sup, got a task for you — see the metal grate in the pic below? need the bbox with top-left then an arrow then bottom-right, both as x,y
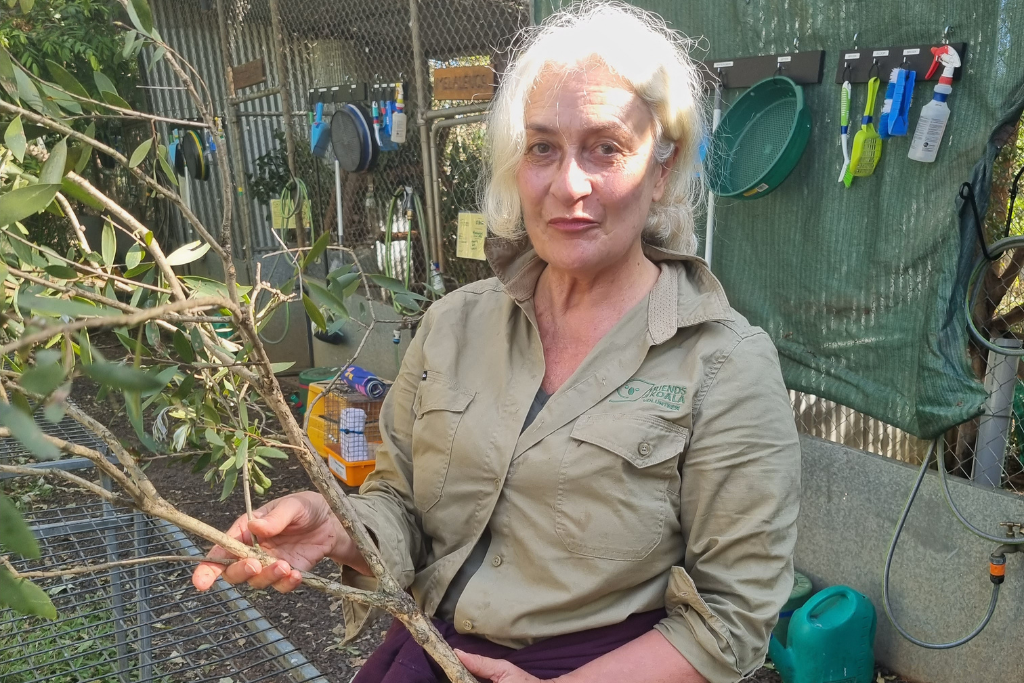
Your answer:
0,403 -> 109,477
0,505 -> 326,683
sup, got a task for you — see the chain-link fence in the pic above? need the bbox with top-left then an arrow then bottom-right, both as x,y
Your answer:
143,0 -> 527,291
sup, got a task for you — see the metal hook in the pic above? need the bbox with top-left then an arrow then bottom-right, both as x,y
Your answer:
793,36 -> 800,51
842,62 -> 852,82
868,59 -> 880,79
943,25 -> 952,44
774,62 -> 785,78
853,32 -> 859,49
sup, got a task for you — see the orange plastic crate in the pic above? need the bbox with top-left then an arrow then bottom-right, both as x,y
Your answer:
325,442 -> 376,487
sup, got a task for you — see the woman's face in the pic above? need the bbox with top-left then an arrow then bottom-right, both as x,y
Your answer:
517,64 -> 674,276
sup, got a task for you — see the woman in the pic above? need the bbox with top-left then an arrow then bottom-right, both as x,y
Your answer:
193,4 -> 800,682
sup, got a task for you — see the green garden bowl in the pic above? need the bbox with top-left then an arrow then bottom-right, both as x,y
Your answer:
706,76 -> 812,200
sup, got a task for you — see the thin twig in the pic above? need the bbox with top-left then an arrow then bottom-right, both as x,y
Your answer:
3,555 -> 231,579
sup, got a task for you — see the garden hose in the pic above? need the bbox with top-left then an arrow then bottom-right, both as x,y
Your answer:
965,234 -> 1024,356
257,177 -> 311,345
381,187 -> 435,313
883,440 -> 1021,649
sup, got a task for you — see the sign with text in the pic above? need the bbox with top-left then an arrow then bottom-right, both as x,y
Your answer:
433,66 -> 495,101
456,212 -> 487,260
232,58 -> 266,91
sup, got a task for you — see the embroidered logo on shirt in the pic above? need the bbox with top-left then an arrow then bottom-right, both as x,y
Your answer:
610,379 -> 687,410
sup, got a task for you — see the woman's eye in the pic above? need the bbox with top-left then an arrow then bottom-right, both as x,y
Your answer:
530,142 -> 552,155
597,143 -> 617,155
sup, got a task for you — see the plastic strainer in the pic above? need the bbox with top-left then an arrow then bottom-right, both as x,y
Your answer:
706,76 -> 812,200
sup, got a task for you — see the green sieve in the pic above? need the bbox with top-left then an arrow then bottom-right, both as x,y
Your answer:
706,76 -> 812,200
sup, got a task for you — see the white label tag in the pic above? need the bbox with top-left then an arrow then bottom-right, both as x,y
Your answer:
712,61 -> 734,68
845,52 -> 861,60
903,48 -> 921,56
329,457 -> 347,481
873,50 -> 890,57
777,56 -> 792,63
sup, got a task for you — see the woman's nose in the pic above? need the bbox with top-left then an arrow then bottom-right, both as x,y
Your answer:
551,155 -> 592,203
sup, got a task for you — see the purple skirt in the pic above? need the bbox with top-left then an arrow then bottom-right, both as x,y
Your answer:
352,609 -> 666,682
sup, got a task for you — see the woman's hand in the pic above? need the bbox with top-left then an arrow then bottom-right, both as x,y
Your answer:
456,650 -> 547,683
191,491 -> 365,593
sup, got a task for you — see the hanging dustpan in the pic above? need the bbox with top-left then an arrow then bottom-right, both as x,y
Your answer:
311,102 -> 331,158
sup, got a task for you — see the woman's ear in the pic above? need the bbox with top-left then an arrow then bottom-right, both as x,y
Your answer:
651,143 -> 679,202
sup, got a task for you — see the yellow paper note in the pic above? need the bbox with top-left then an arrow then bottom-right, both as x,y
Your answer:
270,198 -> 312,231
456,212 -> 487,261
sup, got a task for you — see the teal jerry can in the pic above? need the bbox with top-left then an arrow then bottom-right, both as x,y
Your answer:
768,585 -> 876,683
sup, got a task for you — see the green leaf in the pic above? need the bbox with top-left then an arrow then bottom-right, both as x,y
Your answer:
20,350 -> 64,397
165,240 -> 210,267
100,90 -> 132,110
125,243 -> 144,270
13,66 -> 44,113
219,466 -> 237,501
44,399 -> 66,423
234,434 -> 247,469
172,329 -> 194,363
38,82 -> 82,115
180,276 -> 252,299
82,360 -> 164,392
306,279 -> 349,319
0,404 -> 61,460
40,138 -> 68,185
123,262 -> 154,279
75,123 -> 95,174
205,427 -> 224,448
128,138 -> 152,169
302,294 -> 326,331
269,362 -> 295,373
93,70 -> 118,96
101,221 -> 115,268
368,273 -> 414,294
0,184 -> 60,228
0,493 -> 40,558
18,0 -> 35,13
0,568 -> 57,619
45,60 -> 91,102
125,388 -> 160,453
0,48 -> 16,99
254,446 -> 288,460
43,264 -> 78,280
128,0 -> 154,34
156,145 -> 178,186
4,115 -> 25,163
20,293 -> 112,318
301,232 -> 331,271
123,31 -> 138,59
331,272 -> 360,293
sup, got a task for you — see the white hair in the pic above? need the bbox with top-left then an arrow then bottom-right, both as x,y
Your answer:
484,1 -> 708,253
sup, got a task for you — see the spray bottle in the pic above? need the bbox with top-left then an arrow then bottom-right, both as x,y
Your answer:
391,83 -> 408,144
908,45 -> 961,163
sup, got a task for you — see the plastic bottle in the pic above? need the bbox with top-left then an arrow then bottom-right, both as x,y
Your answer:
391,83 -> 408,144
908,45 -> 961,163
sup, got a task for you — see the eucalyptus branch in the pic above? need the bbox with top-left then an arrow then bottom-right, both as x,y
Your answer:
4,229 -> 171,294
1,296 -> 231,357
53,193 -> 90,252
3,555 -> 231,579
0,98 -> 226,260
0,463 -> 130,504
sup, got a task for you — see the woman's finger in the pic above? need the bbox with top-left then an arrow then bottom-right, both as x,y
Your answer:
455,649 -> 538,683
247,495 -> 310,539
244,559 -> 294,590
270,568 -> 303,594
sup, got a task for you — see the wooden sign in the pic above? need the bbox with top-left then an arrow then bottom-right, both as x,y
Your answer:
232,58 -> 266,91
433,66 -> 495,101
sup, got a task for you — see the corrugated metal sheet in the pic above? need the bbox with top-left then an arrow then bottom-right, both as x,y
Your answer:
141,0 -> 314,256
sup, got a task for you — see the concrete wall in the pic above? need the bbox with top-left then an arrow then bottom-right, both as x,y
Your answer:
796,436 -> 1024,683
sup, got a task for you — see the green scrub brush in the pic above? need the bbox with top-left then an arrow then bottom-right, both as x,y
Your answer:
843,76 -> 882,187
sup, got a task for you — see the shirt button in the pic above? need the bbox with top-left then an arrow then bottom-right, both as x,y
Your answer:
638,441 -> 653,457
491,555 -> 502,567
463,620 -> 473,631
493,478 -> 500,490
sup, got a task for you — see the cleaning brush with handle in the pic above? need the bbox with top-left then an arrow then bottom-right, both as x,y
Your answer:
843,75 -> 883,187
838,80 -> 852,184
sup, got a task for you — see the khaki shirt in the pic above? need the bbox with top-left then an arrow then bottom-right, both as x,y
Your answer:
344,239 -> 800,683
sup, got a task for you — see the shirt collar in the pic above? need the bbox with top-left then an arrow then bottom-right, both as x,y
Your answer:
485,236 -> 735,345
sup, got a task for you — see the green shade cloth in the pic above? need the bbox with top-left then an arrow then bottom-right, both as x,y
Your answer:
537,1 -> 1024,438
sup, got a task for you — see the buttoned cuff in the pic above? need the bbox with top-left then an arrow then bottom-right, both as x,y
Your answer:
654,567 -> 745,683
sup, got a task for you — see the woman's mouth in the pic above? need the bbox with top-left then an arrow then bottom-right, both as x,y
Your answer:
547,217 -> 599,232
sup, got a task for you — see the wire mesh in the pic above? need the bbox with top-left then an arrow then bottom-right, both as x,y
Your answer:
144,0 -> 529,287
0,505 -> 326,683
0,402 -> 108,476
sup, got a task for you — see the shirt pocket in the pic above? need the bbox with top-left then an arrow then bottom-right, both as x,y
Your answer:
555,413 -> 688,561
411,373 -> 474,512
